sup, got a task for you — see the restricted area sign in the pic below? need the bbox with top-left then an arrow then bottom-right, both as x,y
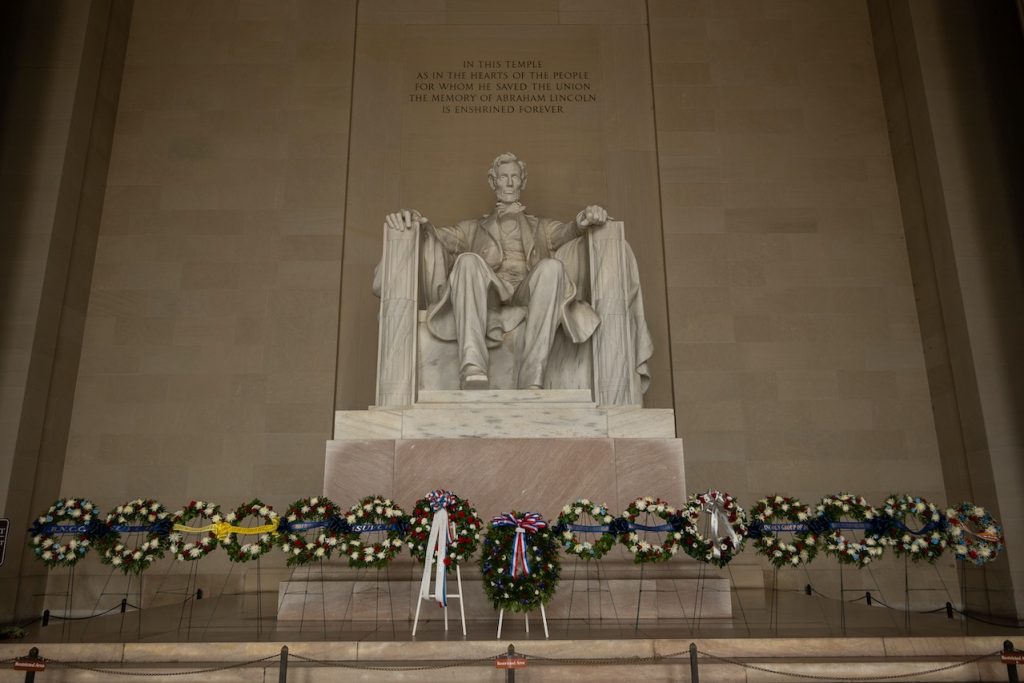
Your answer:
13,659 -> 46,672
0,518 -> 8,567
1002,650 -> 1024,665
496,655 -> 527,669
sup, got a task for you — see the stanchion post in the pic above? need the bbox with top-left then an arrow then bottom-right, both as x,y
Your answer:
1005,640 -> 1019,683
279,645 -> 288,683
946,601 -> 954,619
865,591 -> 872,606
689,642 -> 699,683
24,647 -> 39,683
41,610 -> 49,627
506,644 -> 516,683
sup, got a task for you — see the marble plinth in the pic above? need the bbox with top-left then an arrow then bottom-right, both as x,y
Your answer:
334,394 -> 675,440
324,436 -> 685,521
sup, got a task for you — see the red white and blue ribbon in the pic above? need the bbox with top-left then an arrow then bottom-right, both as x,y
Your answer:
492,512 -> 546,578
418,489 -> 456,607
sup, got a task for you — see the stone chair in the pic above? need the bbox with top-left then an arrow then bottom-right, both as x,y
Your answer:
374,220 -> 646,407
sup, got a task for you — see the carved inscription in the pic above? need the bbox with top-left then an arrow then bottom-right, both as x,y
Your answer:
409,60 -> 597,114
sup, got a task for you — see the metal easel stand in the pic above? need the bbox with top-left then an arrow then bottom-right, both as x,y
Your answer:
412,565 -> 467,637
497,604 -> 549,640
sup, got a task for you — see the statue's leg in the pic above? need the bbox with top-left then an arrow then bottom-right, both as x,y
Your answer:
449,253 -> 492,387
513,258 -> 566,389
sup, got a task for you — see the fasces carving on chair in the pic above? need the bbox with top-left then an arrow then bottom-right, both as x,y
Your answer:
373,153 -> 652,406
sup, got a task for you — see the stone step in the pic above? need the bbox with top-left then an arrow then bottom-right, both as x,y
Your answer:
334,406 -> 676,439
416,388 -> 594,405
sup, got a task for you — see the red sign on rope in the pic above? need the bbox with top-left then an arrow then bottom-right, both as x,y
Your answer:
496,656 -> 527,669
1001,651 -> 1024,665
13,659 -> 46,672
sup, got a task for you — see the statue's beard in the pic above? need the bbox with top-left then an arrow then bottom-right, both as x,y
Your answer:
495,188 -> 520,203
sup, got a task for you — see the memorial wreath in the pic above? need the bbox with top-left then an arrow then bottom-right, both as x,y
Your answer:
169,500 -> 222,562
946,502 -> 1004,565
341,495 -> 407,569
277,496 -> 341,566
881,494 -> 947,563
682,490 -> 748,567
748,495 -> 819,568
28,498 -> 98,569
481,512 -> 560,613
221,498 -> 279,563
621,496 -> 683,563
94,498 -> 171,575
407,490 -> 482,567
555,498 -> 618,560
816,493 -> 889,568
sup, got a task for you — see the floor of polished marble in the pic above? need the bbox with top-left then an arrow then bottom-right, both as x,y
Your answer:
21,585 -> 1015,644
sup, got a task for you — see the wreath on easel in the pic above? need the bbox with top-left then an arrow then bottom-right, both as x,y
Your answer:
277,496 -> 341,566
407,490 -> 482,567
946,502 -> 1004,565
28,498 -> 99,569
881,494 -> 947,563
480,511 -> 560,613
94,498 -> 172,575
221,498 -> 279,563
621,496 -> 683,564
555,498 -> 618,560
341,495 -> 408,569
748,495 -> 819,568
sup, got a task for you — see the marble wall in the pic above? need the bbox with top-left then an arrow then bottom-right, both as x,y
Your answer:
869,0 -> 1024,618
3,0 -> 1022,621
648,0 -> 947,513
0,0 -> 132,619
49,0 -> 359,587
335,0 -> 671,411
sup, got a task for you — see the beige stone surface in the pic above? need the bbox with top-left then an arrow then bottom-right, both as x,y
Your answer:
278,575 -> 731,620
337,10 -> 670,411
57,1 -> 359,528
648,0 -> 950,580
324,437 -> 685,519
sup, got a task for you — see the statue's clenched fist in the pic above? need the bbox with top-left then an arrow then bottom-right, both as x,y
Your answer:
385,209 -> 429,231
576,205 -> 608,228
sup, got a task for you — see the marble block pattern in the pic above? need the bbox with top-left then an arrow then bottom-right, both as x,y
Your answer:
333,395 -> 676,440
324,437 -> 685,520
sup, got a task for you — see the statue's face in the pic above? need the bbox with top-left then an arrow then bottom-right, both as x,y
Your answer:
489,161 -> 524,204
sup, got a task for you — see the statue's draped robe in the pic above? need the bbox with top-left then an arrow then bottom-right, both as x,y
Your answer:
374,208 -> 653,394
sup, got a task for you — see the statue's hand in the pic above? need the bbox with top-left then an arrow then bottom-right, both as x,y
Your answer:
385,209 -> 429,231
576,205 -> 608,228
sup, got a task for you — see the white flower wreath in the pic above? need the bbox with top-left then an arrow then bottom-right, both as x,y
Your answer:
29,498 -> 97,569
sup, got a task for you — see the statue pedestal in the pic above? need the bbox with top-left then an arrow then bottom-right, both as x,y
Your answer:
296,390 -> 725,622
325,390 -> 682,518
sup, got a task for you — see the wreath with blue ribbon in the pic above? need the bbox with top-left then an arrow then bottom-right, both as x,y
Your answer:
816,493 -> 890,568
555,498 -> 618,560
341,495 -> 408,569
748,495 -> 819,568
620,496 -> 684,563
93,498 -> 171,575
29,498 -> 99,569
481,511 -> 560,613
277,496 -> 341,566
881,494 -> 947,563
946,502 -> 1004,565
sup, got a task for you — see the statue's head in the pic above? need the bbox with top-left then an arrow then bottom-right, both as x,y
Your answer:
487,152 -> 527,204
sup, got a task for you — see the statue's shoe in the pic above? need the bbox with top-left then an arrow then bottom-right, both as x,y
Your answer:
460,365 -> 489,390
